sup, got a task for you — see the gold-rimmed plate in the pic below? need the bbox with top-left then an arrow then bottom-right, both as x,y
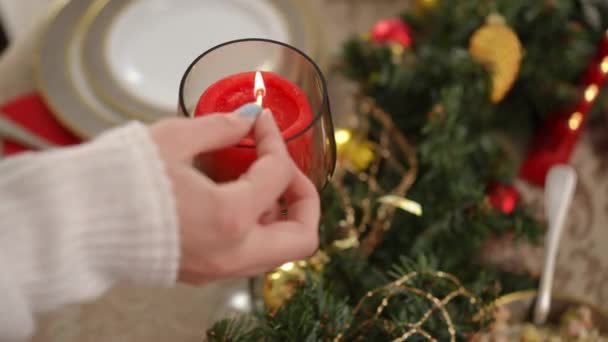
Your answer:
80,0 -> 318,122
37,0 -> 128,139
36,0 -> 320,139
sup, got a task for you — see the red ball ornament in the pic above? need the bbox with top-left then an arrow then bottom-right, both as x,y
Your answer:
487,183 -> 520,214
371,18 -> 413,48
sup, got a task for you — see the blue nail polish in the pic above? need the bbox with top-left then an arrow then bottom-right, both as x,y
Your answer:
235,103 -> 262,118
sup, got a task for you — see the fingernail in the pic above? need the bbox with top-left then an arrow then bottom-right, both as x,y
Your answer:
235,103 -> 262,119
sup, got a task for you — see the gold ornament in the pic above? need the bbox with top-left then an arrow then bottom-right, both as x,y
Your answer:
334,128 -> 352,147
263,261 -> 306,314
262,251 -> 329,313
335,128 -> 376,171
414,0 -> 439,15
469,14 -> 523,103
347,141 -> 375,171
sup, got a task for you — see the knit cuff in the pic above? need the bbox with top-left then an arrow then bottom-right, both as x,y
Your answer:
87,122 -> 180,287
0,121 -> 180,313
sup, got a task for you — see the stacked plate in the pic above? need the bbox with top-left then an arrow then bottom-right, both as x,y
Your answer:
36,0 -> 321,138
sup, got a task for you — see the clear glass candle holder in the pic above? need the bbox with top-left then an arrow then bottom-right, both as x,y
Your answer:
178,38 -> 336,190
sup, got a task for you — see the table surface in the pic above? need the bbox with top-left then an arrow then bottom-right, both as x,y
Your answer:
0,1 -> 607,341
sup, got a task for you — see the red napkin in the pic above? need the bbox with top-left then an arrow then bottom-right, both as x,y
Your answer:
1,93 -> 81,156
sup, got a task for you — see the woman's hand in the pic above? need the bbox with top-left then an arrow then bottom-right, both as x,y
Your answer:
150,106 -> 320,284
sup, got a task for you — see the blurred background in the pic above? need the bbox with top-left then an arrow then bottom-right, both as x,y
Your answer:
0,27 -> 6,53
0,0 -> 607,341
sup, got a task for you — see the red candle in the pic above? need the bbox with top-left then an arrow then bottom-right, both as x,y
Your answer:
195,71 -> 314,182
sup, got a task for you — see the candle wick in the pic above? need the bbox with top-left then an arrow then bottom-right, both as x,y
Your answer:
256,89 -> 265,107
254,71 -> 266,107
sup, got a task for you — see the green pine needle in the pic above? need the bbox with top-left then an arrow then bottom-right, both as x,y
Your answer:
207,1 -> 607,339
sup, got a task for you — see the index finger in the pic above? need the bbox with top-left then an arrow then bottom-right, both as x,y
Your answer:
253,109 -> 289,159
225,109 -> 295,216
150,103 -> 261,161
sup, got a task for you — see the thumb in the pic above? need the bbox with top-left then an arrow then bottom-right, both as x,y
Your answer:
151,103 -> 262,161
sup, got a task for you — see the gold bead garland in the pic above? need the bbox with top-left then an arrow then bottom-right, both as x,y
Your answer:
333,271 -> 479,341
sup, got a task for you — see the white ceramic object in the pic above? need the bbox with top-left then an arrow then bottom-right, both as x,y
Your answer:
534,165 -> 578,325
37,0 -> 126,138
37,0 -> 315,138
105,0 -> 290,112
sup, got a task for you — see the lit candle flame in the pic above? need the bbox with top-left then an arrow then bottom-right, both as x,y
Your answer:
254,71 -> 266,106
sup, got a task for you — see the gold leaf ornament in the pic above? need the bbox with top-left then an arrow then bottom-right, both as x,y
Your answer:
413,0 -> 440,16
469,14 -> 523,103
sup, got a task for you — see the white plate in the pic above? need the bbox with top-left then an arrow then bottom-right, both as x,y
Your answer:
107,0 -> 290,112
80,0 -> 313,121
37,0 -> 126,139
36,0 -> 318,138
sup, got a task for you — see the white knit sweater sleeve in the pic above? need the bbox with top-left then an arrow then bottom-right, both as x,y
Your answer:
0,122 -> 180,341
